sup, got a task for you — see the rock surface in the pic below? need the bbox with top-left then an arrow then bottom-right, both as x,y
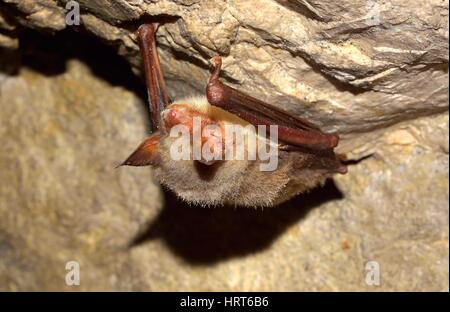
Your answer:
0,0 -> 448,291
1,0 -> 448,135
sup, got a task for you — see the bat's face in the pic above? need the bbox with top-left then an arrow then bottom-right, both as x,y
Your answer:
143,96 -> 344,207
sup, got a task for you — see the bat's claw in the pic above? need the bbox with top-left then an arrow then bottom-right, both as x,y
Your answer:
328,134 -> 339,148
337,164 -> 348,174
137,23 -> 157,38
208,56 -> 224,85
210,56 -> 222,69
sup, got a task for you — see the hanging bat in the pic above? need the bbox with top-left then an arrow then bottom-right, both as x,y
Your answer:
120,23 -> 347,207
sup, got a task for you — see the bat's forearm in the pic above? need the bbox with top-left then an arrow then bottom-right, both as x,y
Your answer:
206,56 -> 338,150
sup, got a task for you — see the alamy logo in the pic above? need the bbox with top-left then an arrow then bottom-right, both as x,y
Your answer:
365,260 -> 381,286
365,0 -> 381,26
65,261 -> 80,286
65,1 -> 80,26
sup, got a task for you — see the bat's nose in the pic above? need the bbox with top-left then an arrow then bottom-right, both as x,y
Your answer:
161,103 -> 207,131
161,105 -> 187,130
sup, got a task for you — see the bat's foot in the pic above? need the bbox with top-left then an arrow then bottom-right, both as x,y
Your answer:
210,56 -> 222,69
337,164 -> 348,174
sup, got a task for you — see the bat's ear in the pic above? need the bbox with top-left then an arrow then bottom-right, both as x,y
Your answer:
118,134 -> 160,167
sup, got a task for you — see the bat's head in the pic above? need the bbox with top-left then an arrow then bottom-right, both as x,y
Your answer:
155,96 -> 282,206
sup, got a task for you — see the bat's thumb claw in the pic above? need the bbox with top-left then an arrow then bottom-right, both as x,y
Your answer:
210,56 -> 222,68
209,56 -> 223,81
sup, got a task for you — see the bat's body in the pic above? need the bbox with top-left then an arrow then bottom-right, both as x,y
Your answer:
121,24 -> 346,207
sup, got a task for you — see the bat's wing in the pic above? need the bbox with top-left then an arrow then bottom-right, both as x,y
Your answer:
137,24 -> 171,132
120,24 -> 168,168
206,57 -> 339,150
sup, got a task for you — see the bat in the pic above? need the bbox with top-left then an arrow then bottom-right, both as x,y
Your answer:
120,23 -> 347,207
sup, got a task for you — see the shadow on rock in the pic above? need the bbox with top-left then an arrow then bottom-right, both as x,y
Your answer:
130,179 -> 344,265
1,27 -> 148,107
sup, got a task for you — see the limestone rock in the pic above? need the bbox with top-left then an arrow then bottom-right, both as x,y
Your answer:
0,0 -> 448,291
1,0 -> 448,134
0,57 -> 162,290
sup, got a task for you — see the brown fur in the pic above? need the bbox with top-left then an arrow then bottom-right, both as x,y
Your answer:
139,96 -> 343,207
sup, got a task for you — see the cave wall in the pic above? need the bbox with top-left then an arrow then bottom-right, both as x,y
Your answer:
0,0 -> 448,291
